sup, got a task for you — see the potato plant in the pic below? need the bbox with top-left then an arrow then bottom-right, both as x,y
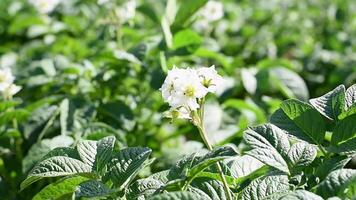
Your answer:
19,84 -> 356,199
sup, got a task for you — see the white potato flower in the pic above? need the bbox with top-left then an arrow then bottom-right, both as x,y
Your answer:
160,67 -> 186,107
29,0 -> 60,14
173,69 -> 208,110
0,68 -> 15,92
3,84 -> 22,97
197,65 -> 223,93
160,67 -> 209,111
200,1 -> 224,22
114,0 -> 136,24
161,66 -> 224,112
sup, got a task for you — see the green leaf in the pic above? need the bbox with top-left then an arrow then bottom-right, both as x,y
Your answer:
240,173 -> 290,200
0,109 -> 29,125
59,98 -> 69,136
345,84 -> 356,110
331,114 -> 356,146
243,124 -> 290,174
22,137 -> 75,173
21,156 -> 92,190
338,104 -> 356,120
33,176 -> 89,200
265,190 -> 323,200
269,67 -> 309,101
172,29 -> 202,50
167,146 -> 238,181
328,137 -> 356,156
315,156 -> 351,180
287,142 -> 317,168
187,146 -> 238,179
127,178 -> 164,199
280,99 -> 326,145
190,177 -> 233,200
241,68 -> 257,95
23,104 -> 58,139
226,155 -> 264,179
8,14 -> 44,34
75,180 -> 113,198
171,0 -> 208,30
316,169 -> 356,198
77,136 -> 116,171
0,100 -> 21,112
148,191 -> 206,200
270,108 -> 303,141
105,147 -> 152,189
309,85 -> 345,120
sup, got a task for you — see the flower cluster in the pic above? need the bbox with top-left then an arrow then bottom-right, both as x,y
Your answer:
0,68 -> 21,99
99,0 -> 136,24
160,66 -> 223,119
28,0 -> 60,14
193,1 -> 224,32
114,0 -> 136,23
200,1 -> 224,22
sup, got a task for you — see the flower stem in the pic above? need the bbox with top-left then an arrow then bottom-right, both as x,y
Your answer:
197,125 -> 233,200
196,99 -> 233,200
7,95 -> 18,130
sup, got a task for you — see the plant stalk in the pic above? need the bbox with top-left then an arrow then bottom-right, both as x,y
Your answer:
196,99 -> 233,200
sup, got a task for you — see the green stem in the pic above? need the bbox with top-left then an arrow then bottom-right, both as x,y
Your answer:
196,99 -> 233,200
7,95 -> 18,130
197,125 -> 233,200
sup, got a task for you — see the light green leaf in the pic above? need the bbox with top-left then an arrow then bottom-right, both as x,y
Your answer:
240,173 -> 290,200
148,191 -> 206,200
0,109 -> 29,126
75,180 -> 113,198
338,104 -> 356,120
243,124 -> 290,174
309,85 -> 345,120
21,156 -> 92,190
316,169 -> 356,198
172,29 -> 202,50
280,99 -> 326,145
106,147 -> 152,189
0,100 -> 21,112
287,142 -> 317,168
331,114 -> 356,146
33,176 -> 89,200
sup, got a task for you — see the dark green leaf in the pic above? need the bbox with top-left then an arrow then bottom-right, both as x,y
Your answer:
105,147 -> 152,189
280,99 -> 326,144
